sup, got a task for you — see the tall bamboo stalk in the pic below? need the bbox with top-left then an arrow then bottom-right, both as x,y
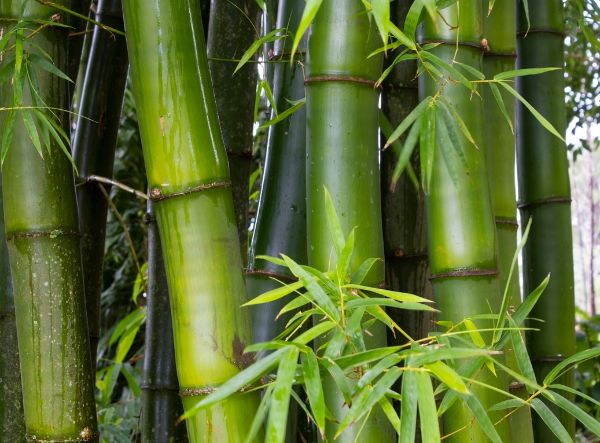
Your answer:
306,1 -> 393,440
420,3 -> 509,440
0,180 -> 25,442
483,2 -> 534,441
382,0 -> 432,342
122,0 -> 261,440
0,1 -> 98,440
67,0 -> 92,87
516,0 -> 576,439
141,201 -> 187,443
247,0 -> 307,344
72,0 -> 128,364
207,0 -> 260,260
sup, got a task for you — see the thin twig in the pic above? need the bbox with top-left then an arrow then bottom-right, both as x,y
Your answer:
80,174 -> 149,200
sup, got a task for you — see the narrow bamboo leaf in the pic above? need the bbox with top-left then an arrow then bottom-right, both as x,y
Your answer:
335,347 -> 400,371
346,298 -> 436,312
323,188 -> 346,256
235,28 -> 285,74
425,361 -> 469,395
411,348 -> 493,367
121,363 -> 141,397
337,228 -> 355,280
377,53 -> 418,85
385,97 -> 430,148
488,83 -> 514,134
1,110 -> 16,165
421,0 -> 437,20
323,328 -> 346,358
493,67 -> 560,81
321,357 -> 353,405
255,254 -> 287,267
266,347 -> 299,443
115,312 -> 144,363
520,0 -> 530,29
499,81 -> 564,141
415,372 -> 440,443
530,398 -> 572,443
391,115 -> 421,187
180,347 -> 287,420
291,0 -> 324,59
243,281 -> 304,306
512,273 -> 550,326
549,384 -> 600,410
261,80 -> 277,115
344,284 -> 431,304
370,0 -> 390,44
489,398 -> 528,411
293,321 -> 337,345
404,0 -> 424,40
400,370 -> 418,443
463,319 -> 486,348
0,54 -> 15,85
278,294 -> 311,316
21,110 -> 43,158
425,106 -> 435,191
259,97 -> 305,129
510,327 -> 537,384
438,97 -> 478,147
388,21 -> 416,50
453,60 -> 485,80
379,397 -> 401,435
15,28 -> 23,73
357,354 -> 403,388
302,351 -> 326,435
245,385 -> 273,443
336,367 -> 402,437
464,394 -> 503,443
488,0 -> 496,15
544,347 -> 600,386
422,51 -> 475,91
351,258 -> 382,284
244,341 -> 289,353
28,53 -> 72,82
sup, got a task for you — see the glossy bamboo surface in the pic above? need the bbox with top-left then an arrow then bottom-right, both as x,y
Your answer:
0,1 -> 98,440
516,1 -> 575,439
247,0 -> 307,344
122,0 -> 261,440
141,201 -> 186,443
72,0 -> 128,364
483,2 -> 533,441
306,1 -> 393,441
421,3 -> 509,441
382,0 -> 432,342
207,0 -> 260,260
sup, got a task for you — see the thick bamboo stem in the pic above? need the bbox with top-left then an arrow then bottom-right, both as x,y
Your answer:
0,2 -> 98,440
516,0 -> 576,439
72,0 -> 128,365
382,0 -> 432,342
122,1 -> 261,440
141,201 -> 187,443
306,1 -> 393,441
207,0 -> 260,261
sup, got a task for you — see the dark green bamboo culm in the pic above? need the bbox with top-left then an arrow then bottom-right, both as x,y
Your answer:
122,0 -> 261,440
382,0 -> 432,342
247,0 -> 307,344
141,201 -> 187,443
483,2 -> 534,441
0,181 -> 25,442
306,1 -> 393,440
420,2 -> 509,441
516,0 -> 576,439
72,0 -> 129,364
207,0 -> 260,259
0,1 -> 98,440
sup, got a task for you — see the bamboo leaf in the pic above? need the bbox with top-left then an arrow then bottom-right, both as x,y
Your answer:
453,60 -> 485,80
388,21 -> 416,50
235,28 -> 285,74
464,394 -> 503,443
302,351 -> 326,436
385,96 -> 430,148
1,110 -> 16,165
259,97 -> 305,129
336,228 -> 355,280
391,115 -> 421,188
21,109 -> 42,158
488,83 -> 514,134
243,281 -> 303,306
489,398 -> 528,411
512,273 -> 550,326
292,320 -> 337,345
291,0 -> 324,59
415,372 -> 440,443
266,347 -> 299,443
344,284 -> 431,304
323,187 -> 346,256
404,0 -> 424,40
336,347 -> 400,372
180,347 -> 287,421
357,353 -> 403,388
499,81 -> 564,141
421,51 -> 475,91
438,97 -> 478,147
369,0 -> 390,44
346,298 -> 436,312
400,370 -> 418,443
463,319 -> 486,348
351,258 -> 382,284
28,53 -> 72,82
542,390 -> 600,437
544,347 -> 600,386
321,357 -> 353,405
493,67 -> 560,81
530,398 -> 572,443
509,323 -> 536,384
379,397 -> 401,435
244,385 -> 273,443
425,361 -> 469,395
549,384 -> 600,410
0,54 -> 15,85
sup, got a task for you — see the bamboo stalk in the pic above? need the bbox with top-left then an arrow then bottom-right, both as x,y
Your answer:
72,0 -> 129,365
382,0 -> 432,342
420,3 -> 510,441
305,1 -> 393,440
122,0 -> 262,440
0,180 -> 25,442
141,201 -> 187,443
246,0 -> 307,345
0,1 -> 98,440
516,0 -> 576,439
207,0 -> 260,261
483,2 -> 534,441
67,0 -> 92,86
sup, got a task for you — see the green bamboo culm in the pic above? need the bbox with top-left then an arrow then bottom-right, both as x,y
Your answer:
420,3 -> 510,441
67,0 -> 92,86
247,0 -> 307,344
305,1 -> 393,441
122,1 -> 262,441
382,0 -> 432,342
72,0 -> 129,364
0,1 -> 98,441
141,201 -> 187,443
0,180 -> 26,442
516,1 -> 576,439
207,0 -> 260,261
483,2 -> 533,441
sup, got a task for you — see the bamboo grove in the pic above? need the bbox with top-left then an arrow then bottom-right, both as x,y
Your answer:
0,0 -> 598,442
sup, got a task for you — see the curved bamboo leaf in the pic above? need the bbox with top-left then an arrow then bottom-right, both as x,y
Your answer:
291,0 -> 324,59
266,347 -> 299,443
302,351 -> 326,436
530,398 -> 572,443
416,372 -> 440,443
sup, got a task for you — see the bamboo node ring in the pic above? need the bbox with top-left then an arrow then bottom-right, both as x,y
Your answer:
304,75 -> 378,88
430,268 -> 498,280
